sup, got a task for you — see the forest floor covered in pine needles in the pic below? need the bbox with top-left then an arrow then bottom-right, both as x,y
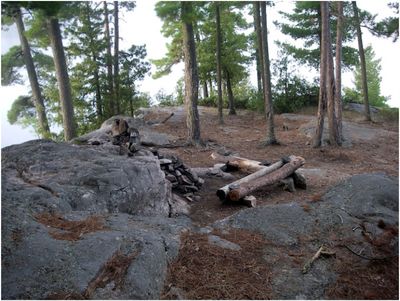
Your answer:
150,106 -> 399,299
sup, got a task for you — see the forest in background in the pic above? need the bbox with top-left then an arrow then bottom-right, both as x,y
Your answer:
1,1 -> 398,144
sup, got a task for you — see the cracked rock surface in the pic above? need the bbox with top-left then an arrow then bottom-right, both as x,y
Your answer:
1,139 -> 190,299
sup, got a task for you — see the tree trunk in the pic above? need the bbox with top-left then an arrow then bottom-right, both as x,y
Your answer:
113,1 -> 120,114
202,81 -> 209,99
208,78 -> 213,96
217,159 -> 285,201
14,8 -> 51,138
104,1 -> 115,117
181,1 -> 201,145
226,70 -> 236,115
47,17 -> 76,141
260,2 -> 277,145
254,2 -> 264,97
335,2 -> 344,144
227,156 -> 305,201
352,1 -> 371,121
211,152 -> 268,173
313,2 -> 328,148
215,2 -> 224,125
85,3 -> 103,121
253,4 -> 262,95
325,3 -> 339,146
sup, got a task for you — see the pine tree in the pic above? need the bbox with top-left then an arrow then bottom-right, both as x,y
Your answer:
276,1 -> 358,69
344,45 -> 389,108
181,1 -> 201,145
2,4 -> 51,138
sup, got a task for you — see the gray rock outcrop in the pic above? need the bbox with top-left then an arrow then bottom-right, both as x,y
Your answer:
1,139 -> 190,299
213,173 -> 398,299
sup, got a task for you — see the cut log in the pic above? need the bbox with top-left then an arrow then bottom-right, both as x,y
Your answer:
293,171 -> 307,189
211,152 -> 266,173
216,159 -> 284,201
227,156 -> 305,201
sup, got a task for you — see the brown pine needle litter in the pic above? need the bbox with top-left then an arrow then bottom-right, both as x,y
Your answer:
161,228 -> 272,300
35,212 -> 107,241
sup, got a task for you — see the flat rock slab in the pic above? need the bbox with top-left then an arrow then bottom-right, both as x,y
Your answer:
213,173 -> 398,299
1,139 -> 190,299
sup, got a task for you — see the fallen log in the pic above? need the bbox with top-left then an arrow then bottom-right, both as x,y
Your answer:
227,156 -> 305,201
216,159 -> 284,201
211,152 -> 266,173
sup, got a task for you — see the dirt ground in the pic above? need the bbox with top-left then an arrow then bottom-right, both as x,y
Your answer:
153,107 -> 398,226
149,106 -> 399,299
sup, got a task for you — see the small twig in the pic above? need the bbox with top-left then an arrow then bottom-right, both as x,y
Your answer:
336,214 -> 343,224
344,245 -> 394,261
352,225 -> 362,231
302,245 -> 336,274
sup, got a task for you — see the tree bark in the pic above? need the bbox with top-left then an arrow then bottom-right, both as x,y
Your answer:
254,2 -> 264,97
14,8 -> 51,138
47,17 -> 76,141
352,1 -> 371,121
227,156 -> 305,201
85,2 -> 103,120
182,1 -> 201,144
113,1 -> 120,114
335,2 -> 344,144
226,70 -> 236,115
202,81 -> 209,99
260,2 -> 277,145
325,3 -> 339,146
313,2 -> 328,148
215,2 -> 224,124
253,3 -> 263,95
217,159 -> 284,201
104,1 -> 115,117
211,152 -> 267,173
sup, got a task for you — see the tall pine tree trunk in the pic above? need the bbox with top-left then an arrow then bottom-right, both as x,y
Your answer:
226,70 -> 236,115
313,2 -> 328,148
47,17 -> 76,141
182,1 -> 201,145
85,3 -> 103,121
325,4 -> 339,146
254,2 -> 264,97
335,2 -> 344,144
104,1 -> 115,117
260,2 -> 277,145
253,4 -> 262,95
208,78 -> 213,96
113,1 -> 120,114
215,2 -> 224,125
15,8 -> 51,138
352,1 -> 371,121
202,81 -> 209,98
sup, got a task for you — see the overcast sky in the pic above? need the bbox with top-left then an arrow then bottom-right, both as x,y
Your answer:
1,0 -> 399,147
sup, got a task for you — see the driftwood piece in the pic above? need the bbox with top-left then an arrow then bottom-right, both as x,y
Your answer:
216,159 -> 285,201
302,245 -> 336,274
227,156 -> 305,201
211,152 -> 266,173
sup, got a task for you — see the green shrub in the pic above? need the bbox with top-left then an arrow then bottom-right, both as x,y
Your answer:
377,107 -> 399,123
199,95 -> 217,107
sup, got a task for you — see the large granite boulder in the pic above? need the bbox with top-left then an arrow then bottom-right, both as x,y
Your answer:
1,139 -> 190,299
